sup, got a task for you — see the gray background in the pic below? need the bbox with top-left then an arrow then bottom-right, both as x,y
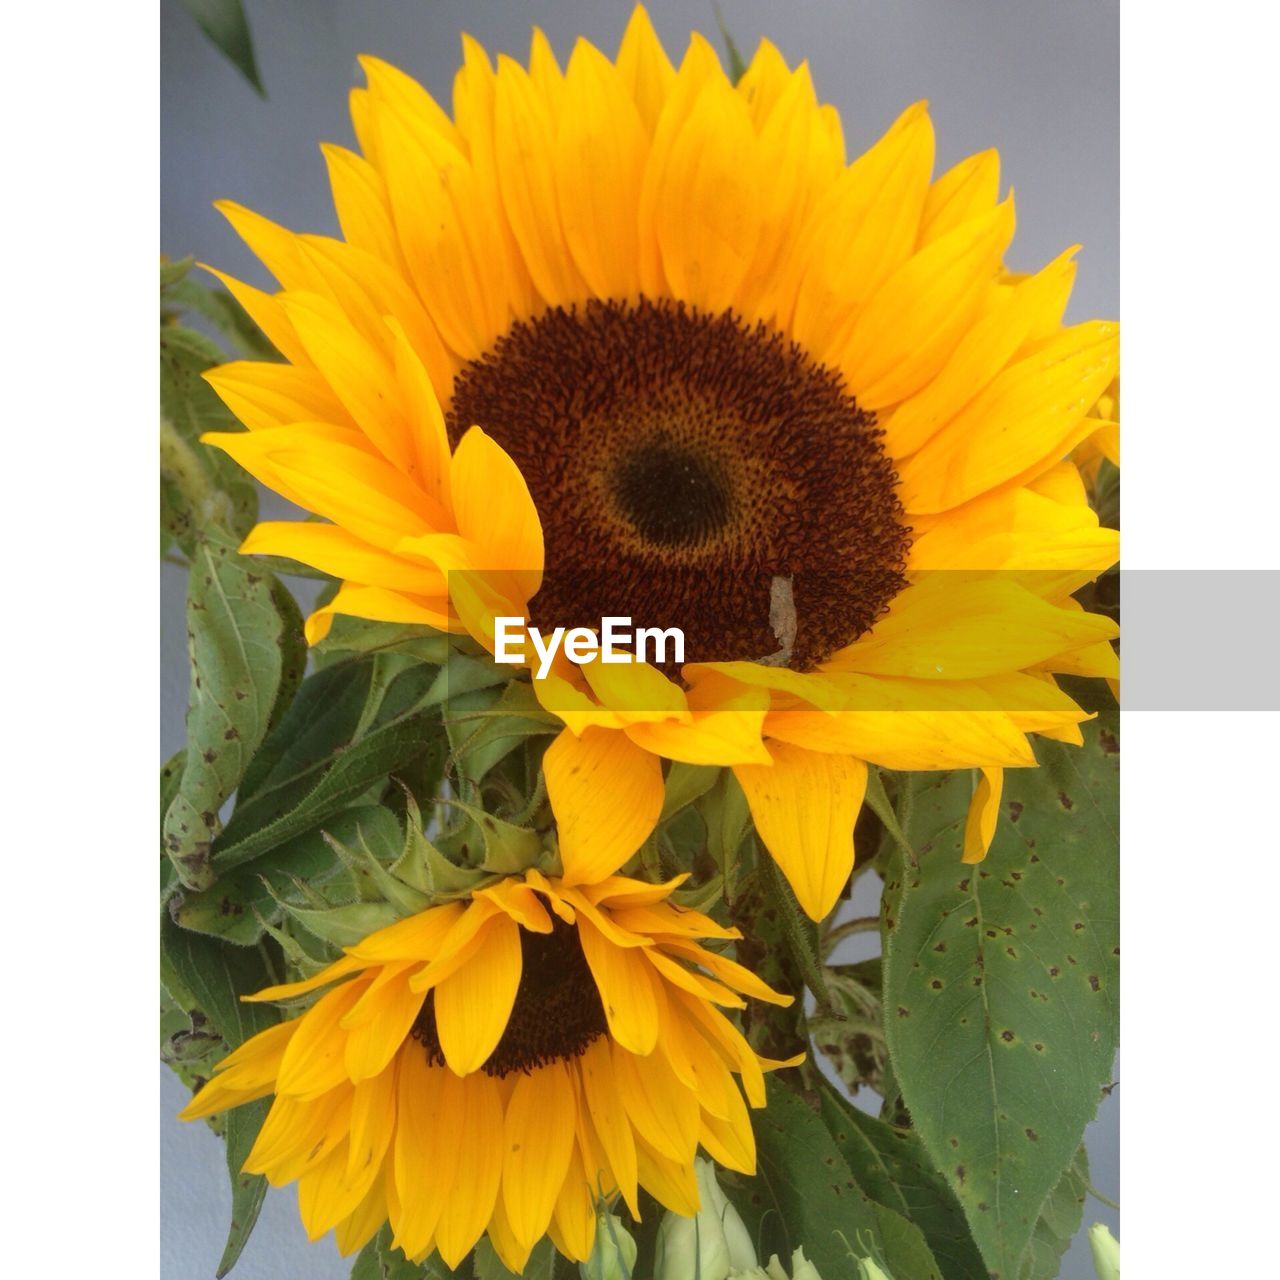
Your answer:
160,2 -> 1118,1276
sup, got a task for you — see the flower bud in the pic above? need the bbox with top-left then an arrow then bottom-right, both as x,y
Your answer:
656,1158 -> 757,1280
1088,1223 -> 1119,1280
729,1248 -> 826,1280
580,1212 -> 638,1280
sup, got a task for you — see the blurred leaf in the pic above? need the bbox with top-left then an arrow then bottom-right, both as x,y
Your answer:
218,1101 -> 270,1277
162,526 -> 300,889
713,2 -> 748,83
810,962 -> 888,1099
160,915 -> 279,1272
160,323 -> 257,554
1020,1147 -> 1089,1280
818,1081 -> 987,1280
351,1223 -> 468,1277
166,274 -> 277,359
474,1237 -> 556,1278
728,1077 -> 942,1279
179,0 -> 265,95
881,716 -> 1119,1279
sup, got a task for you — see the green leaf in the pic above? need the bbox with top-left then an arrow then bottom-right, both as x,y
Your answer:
213,652 -> 452,870
218,1100 -> 270,1277
273,896 -> 401,949
713,2 -> 748,84
179,0 -> 265,94
160,322 -> 258,554
162,527 -> 299,889
818,1081 -> 987,1280
660,762 -> 720,820
160,916 -> 279,1272
1020,1147 -> 1089,1280
728,1077 -> 941,1279
446,680 -> 559,791
213,708 -> 441,869
881,716 -> 1119,1279
315,615 -> 452,666
172,804 -> 402,943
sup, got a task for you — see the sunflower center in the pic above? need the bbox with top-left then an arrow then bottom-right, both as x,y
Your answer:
447,298 -> 910,672
411,916 -> 607,1077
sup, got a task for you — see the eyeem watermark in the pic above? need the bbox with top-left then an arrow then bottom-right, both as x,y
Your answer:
495,616 -> 685,679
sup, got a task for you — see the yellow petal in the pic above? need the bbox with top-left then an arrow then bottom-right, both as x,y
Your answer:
575,1039 -> 640,1216
880,247 -> 1078,459
919,148 -> 1000,245
898,321 -> 1120,513
615,3 -> 675,134
550,1140 -> 597,1262
651,75 -> 763,312
276,979 -> 368,1099
634,1133 -> 700,1216
841,195 -> 1016,408
390,1051 -> 454,1257
241,522 -> 445,596
434,912 -> 522,1075
435,1071 -> 505,1267
502,1060 -> 578,1248
963,767 -> 1004,863
342,967 -> 425,1083
556,40 -> 648,299
493,54 -> 588,307
577,917 -> 662,1055
784,101 -> 935,354
204,361 -> 348,432
544,726 -> 664,885
303,583 -> 455,648
829,573 -> 1118,680
611,1041 -> 699,1163
734,743 -> 868,920
321,142 -> 405,271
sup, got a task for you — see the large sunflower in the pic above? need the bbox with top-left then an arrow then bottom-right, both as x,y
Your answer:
180,869 -> 796,1270
202,5 -> 1119,920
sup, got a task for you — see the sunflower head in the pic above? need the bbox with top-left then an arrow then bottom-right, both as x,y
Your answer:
199,2 -> 1118,922
180,866 -> 799,1272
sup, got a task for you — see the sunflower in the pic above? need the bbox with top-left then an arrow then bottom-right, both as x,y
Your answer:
202,5 -> 1120,920
180,869 -> 797,1270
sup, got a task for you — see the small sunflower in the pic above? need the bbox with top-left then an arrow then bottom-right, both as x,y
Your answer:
180,869 -> 797,1271
202,5 -> 1119,920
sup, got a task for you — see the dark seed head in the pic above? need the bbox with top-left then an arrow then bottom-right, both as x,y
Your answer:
447,297 -> 910,673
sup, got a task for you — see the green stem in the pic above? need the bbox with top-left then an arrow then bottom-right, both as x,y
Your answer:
821,914 -> 880,959
864,767 -> 917,868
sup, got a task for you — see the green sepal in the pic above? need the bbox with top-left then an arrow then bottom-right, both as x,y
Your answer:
443,798 -> 544,874
266,888 -> 400,949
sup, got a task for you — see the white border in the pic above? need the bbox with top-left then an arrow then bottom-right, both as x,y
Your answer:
1122,1 -> 1280,1272
3,0 -> 158,1272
